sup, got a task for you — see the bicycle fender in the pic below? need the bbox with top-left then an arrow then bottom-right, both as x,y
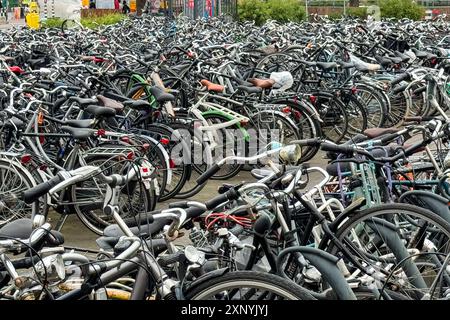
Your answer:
276,246 -> 357,300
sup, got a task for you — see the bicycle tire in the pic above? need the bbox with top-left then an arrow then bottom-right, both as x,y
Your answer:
184,271 -> 316,300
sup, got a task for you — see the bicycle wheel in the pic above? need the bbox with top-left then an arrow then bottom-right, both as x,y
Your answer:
324,203 -> 450,299
202,113 -> 245,180
184,271 -> 316,300
0,159 -> 38,226
354,84 -> 388,128
142,124 -> 190,201
275,100 -> 322,163
313,92 -> 348,143
71,156 -> 154,235
384,90 -> 410,128
342,94 -> 368,138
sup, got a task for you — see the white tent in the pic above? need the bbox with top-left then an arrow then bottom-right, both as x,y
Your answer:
36,0 -> 82,20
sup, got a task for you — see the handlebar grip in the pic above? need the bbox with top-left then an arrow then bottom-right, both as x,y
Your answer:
196,164 -> 221,185
413,86 -> 426,95
390,73 -> 410,86
320,143 -> 355,154
403,116 -> 436,122
23,174 -> 65,204
168,201 -> 189,209
404,116 -> 422,122
204,189 -> 239,210
185,207 -> 206,219
392,83 -> 408,95
380,132 -> 400,144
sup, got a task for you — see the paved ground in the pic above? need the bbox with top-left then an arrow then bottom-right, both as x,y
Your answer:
0,19 -> 25,29
50,152 -> 329,250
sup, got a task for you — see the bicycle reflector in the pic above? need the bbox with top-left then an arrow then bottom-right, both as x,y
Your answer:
127,152 -> 134,160
20,154 -> 32,164
121,136 -> 130,143
309,95 -> 317,104
97,129 -> 106,136
351,87 -> 358,94
240,119 -> 248,126
9,66 -> 24,74
160,137 -> 170,145
282,106 -> 291,114
169,158 -> 176,169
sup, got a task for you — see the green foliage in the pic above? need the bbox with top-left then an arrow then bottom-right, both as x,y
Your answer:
379,0 -> 425,20
41,17 -> 64,29
327,12 -> 344,20
238,0 -> 306,25
41,14 -> 125,30
266,0 -> 306,22
238,0 -> 269,25
307,0 -> 345,6
81,13 -> 126,29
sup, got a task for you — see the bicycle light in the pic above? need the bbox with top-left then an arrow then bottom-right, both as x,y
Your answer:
20,154 -> 32,164
279,144 -> 302,165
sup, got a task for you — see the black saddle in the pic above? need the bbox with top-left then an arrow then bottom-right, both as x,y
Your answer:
150,86 -> 175,103
63,119 -> 95,129
237,85 -> 262,94
85,105 -> 117,119
61,126 -> 97,140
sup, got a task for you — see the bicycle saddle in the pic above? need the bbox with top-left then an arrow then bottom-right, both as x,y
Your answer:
237,85 -> 262,94
4,117 -> 25,130
103,218 -> 172,238
149,86 -> 176,102
375,55 -> 395,67
97,95 -> 124,112
353,61 -> 381,72
0,55 -> 15,62
63,119 -> 95,129
85,105 -> 117,119
337,61 -> 355,69
200,79 -> 225,93
233,77 -> 254,87
388,56 -> 403,64
60,126 -> 97,140
247,78 -> 275,89
316,61 -> 338,71
70,96 -> 98,107
394,51 -> 411,63
411,48 -> 429,59
0,219 -> 64,247
363,127 -> 400,139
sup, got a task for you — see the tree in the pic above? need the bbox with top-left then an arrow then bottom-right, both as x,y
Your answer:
379,0 -> 425,20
